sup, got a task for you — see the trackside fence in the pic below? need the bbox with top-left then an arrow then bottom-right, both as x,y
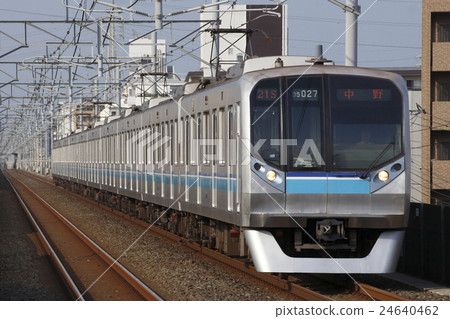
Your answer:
398,203 -> 450,285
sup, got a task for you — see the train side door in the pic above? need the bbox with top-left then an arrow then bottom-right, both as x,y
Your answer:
201,111 -> 212,207
187,114 -> 200,204
154,123 -> 162,198
227,105 -> 236,212
216,108 -> 227,211
183,117 -> 190,203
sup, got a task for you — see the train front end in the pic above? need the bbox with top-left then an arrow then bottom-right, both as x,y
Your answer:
242,65 -> 409,273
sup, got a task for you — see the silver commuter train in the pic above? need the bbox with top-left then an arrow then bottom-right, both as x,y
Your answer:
52,56 -> 410,273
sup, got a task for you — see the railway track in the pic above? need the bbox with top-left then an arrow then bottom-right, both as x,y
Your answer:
5,171 -> 162,301
13,170 -> 408,301
4,173 -> 84,301
14,170 -> 331,301
356,282 -> 408,301
287,274 -> 409,301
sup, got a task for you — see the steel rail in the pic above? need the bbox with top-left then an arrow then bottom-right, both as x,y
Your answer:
6,172 -> 163,301
356,282 -> 409,301
18,171 -> 332,301
4,173 -> 85,301
311,273 -> 409,301
16,171 -> 413,301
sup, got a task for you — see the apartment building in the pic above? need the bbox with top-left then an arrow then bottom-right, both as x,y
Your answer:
422,0 -> 450,204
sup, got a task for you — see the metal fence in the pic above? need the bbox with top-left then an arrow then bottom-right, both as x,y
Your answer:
398,203 -> 450,285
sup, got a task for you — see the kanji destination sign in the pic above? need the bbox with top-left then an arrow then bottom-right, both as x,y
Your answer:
336,88 -> 392,101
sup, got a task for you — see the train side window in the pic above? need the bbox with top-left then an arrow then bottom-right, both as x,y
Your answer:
111,136 -> 113,164
125,131 -> 133,164
168,121 -> 173,165
134,130 -> 138,165
186,117 -> 190,165
123,132 -> 126,164
155,124 -> 160,165
132,130 -> 136,165
105,136 -> 108,164
148,126 -> 152,165
212,110 -> 217,165
203,111 -> 210,165
167,121 -> 171,165
137,129 -> 142,164
120,133 -> 124,164
113,135 -> 117,164
110,136 -> 112,164
99,138 -> 103,164
138,129 -> 143,164
125,132 -> 128,186
180,118 -> 184,165
173,120 -> 178,165
192,115 -> 200,166
118,134 -> 122,164
228,106 -> 234,165
141,129 -> 144,165
161,122 -> 167,165
228,107 -> 234,140
143,128 -> 147,165
171,121 -> 175,165
111,136 -> 114,164
135,129 -> 138,165
103,137 -> 106,164
127,131 -> 130,165
219,108 -> 225,166
119,133 -> 122,164
121,133 -> 123,164
198,114 -> 202,165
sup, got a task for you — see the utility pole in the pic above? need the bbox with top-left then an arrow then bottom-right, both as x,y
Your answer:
97,21 -> 103,108
150,0 -> 163,97
345,0 -> 359,66
328,0 -> 361,66
211,0 -> 220,79
68,66 -> 73,134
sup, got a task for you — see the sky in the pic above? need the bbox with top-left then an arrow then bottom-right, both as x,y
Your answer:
0,0 -> 422,76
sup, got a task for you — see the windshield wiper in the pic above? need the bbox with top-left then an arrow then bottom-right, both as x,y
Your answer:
359,141 -> 394,179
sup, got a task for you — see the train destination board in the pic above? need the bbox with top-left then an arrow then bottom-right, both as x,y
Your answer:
336,88 -> 392,101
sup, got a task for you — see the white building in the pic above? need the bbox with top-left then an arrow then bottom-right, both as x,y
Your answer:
122,38 -> 183,108
200,4 -> 288,78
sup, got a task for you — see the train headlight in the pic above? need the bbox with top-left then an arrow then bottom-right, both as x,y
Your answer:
378,170 -> 389,182
266,170 -> 277,182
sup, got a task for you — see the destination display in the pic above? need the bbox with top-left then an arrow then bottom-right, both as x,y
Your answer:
336,88 -> 392,101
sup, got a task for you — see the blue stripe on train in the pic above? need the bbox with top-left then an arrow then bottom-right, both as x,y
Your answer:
55,166 -> 233,192
328,179 -> 370,194
286,179 -> 327,194
286,178 -> 370,194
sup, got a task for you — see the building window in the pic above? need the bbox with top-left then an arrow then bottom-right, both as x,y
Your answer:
437,81 -> 450,101
437,141 -> 450,160
438,24 -> 450,42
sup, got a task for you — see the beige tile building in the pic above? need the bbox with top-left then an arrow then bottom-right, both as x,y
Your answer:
422,0 -> 450,204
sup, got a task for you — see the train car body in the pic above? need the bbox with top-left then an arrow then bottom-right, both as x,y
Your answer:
52,56 -> 410,273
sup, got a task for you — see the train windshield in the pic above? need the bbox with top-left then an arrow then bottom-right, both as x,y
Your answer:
286,76 -> 324,170
330,75 -> 403,170
250,74 -> 403,171
250,78 -> 282,167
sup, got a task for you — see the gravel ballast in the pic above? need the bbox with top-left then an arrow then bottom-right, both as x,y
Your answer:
10,171 -> 290,301
10,170 -> 450,301
0,171 -> 69,300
